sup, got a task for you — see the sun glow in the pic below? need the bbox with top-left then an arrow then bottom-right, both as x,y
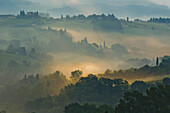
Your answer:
49,62 -> 102,77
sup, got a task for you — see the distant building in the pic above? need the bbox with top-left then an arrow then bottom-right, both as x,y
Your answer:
81,37 -> 88,44
20,10 -> 25,16
18,10 -> 40,19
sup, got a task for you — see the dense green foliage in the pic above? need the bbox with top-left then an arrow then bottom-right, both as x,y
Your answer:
0,69 -> 169,113
70,70 -> 83,83
64,103 -> 114,113
131,81 -> 148,93
115,85 -> 170,113
25,75 -> 129,113
163,77 -> 170,85
60,82 -> 170,113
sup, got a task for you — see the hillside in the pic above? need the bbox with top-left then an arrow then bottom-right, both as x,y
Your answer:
0,52 -> 50,85
0,15 -> 170,83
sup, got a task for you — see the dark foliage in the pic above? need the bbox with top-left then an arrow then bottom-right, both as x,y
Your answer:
25,75 -> 129,113
163,77 -> 170,85
115,85 -> 170,113
148,17 -> 170,23
64,103 -> 114,113
131,81 -> 148,93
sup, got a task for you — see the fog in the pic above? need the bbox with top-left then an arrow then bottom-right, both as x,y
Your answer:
67,28 -> 170,58
35,31 -> 170,78
38,26 -> 170,77
0,16 -> 170,84
1,2 -> 170,113
44,53 -> 124,77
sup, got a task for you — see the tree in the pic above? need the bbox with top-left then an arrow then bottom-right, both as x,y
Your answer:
64,103 -> 83,113
70,70 -> 83,83
163,77 -> 170,85
156,57 -> 159,66
25,75 -> 128,113
35,74 -> 40,81
20,10 -> 25,16
105,69 -> 112,75
115,90 -> 148,113
131,81 -> 148,93
64,103 -> 114,113
97,105 -> 114,113
66,15 -> 70,20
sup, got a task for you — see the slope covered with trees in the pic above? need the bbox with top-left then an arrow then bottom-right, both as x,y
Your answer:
25,74 -> 129,113
99,57 -> 170,80
115,85 -> 170,113
0,71 -> 68,113
63,85 -> 170,113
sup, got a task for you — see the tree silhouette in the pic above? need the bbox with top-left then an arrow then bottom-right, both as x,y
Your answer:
70,70 -> 83,83
156,57 -> 159,66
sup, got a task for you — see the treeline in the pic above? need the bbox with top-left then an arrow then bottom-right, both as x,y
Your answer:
0,69 -> 169,113
2,10 -> 170,26
25,74 -> 129,113
6,11 -> 123,32
61,14 -> 123,32
24,73 -> 169,113
99,57 -> 170,79
0,71 -> 68,113
118,58 -> 155,69
148,17 -> 170,23
46,28 -> 129,59
60,14 -> 118,21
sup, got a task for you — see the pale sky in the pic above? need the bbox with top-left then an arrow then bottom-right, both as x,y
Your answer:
27,0 -> 170,7
0,0 -> 170,17
150,0 -> 170,7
